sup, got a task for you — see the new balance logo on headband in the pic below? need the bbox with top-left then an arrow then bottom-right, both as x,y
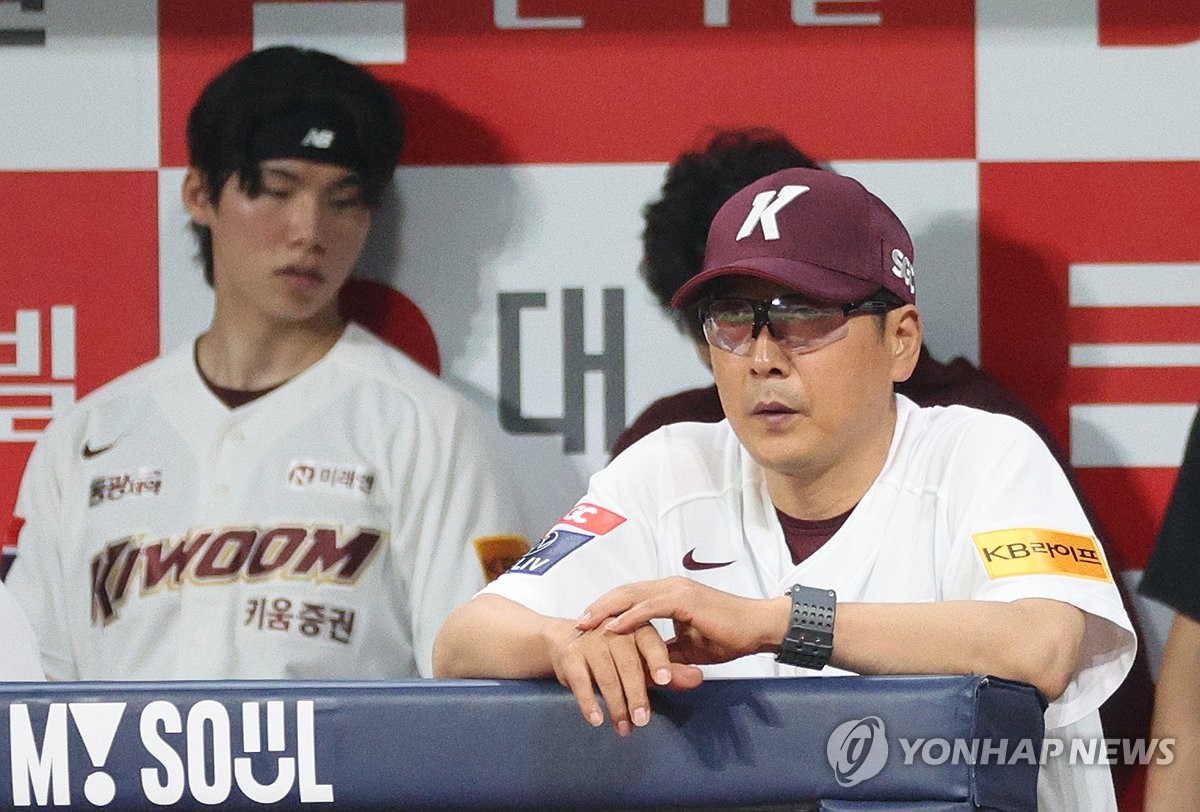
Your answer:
300,128 -> 336,149
735,185 -> 810,241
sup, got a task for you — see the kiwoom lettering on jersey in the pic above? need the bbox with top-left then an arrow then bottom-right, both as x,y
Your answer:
7,699 -> 333,806
90,525 -> 385,624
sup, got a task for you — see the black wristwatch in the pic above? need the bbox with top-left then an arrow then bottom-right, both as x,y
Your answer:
775,584 -> 836,670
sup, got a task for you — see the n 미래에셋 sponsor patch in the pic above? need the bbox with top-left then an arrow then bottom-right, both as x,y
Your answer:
555,502 -> 626,535
972,528 -> 1113,582
507,529 -> 593,575
287,460 -> 375,497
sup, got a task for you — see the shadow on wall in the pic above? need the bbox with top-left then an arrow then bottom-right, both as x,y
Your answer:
979,220 -> 1163,559
978,223 -> 1071,440
354,82 -> 588,534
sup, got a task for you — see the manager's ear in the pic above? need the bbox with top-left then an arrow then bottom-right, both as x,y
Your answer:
887,305 -> 922,384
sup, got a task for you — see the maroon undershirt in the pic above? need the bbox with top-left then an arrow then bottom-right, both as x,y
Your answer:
776,506 -> 854,566
194,345 -> 283,409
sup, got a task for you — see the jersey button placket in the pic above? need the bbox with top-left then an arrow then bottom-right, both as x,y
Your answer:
209,422 -> 246,505
186,419 -> 247,670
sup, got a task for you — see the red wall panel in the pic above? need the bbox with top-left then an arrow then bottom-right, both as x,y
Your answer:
159,0 -> 974,167
0,172 -> 159,530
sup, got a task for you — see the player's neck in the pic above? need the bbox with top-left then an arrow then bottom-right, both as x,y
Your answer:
763,408 -> 897,521
197,314 -> 345,391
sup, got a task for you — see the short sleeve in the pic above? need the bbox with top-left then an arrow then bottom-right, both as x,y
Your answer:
943,414 -> 1136,729
483,433 -> 667,619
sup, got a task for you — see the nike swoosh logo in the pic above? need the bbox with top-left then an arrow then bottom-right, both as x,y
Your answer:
682,548 -> 735,571
82,439 -> 119,459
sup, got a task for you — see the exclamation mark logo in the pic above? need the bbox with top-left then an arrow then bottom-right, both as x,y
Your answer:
68,702 -> 126,805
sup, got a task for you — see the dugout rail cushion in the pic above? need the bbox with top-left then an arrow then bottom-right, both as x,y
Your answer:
0,674 -> 1044,810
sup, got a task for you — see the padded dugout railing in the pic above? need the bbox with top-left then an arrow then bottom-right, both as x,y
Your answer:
0,675 -> 1044,810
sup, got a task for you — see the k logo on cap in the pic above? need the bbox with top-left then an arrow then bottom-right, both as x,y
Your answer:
736,185 -> 810,241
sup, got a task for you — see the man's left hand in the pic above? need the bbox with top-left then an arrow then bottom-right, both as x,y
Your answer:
576,577 -> 791,666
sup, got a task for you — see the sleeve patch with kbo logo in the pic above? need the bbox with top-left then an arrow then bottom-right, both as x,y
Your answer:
971,528 -> 1113,582
555,502 -> 626,535
507,529 -> 593,575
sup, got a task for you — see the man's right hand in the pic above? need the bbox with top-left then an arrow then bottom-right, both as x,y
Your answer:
546,620 -> 703,736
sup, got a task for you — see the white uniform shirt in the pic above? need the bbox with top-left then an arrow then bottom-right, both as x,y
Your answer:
484,396 -> 1135,811
8,324 -> 524,681
0,580 -> 44,681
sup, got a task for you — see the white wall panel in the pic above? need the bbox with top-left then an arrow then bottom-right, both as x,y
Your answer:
0,0 -> 158,170
1071,343 -> 1200,368
978,0 -> 1200,160
367,164 -> 714,528
1069,262 -> 1200,307
253,2 -> 407,63
1070,403 -> 1198,467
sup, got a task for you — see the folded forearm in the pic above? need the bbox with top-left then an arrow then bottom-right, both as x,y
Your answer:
830,598 -> 1085,700
432,594 -> 568,679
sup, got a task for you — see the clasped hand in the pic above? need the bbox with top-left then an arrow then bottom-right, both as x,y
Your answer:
550,576 -> 788,736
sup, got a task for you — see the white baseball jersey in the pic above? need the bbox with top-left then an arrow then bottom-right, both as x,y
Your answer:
0,580 -> 43,681
8,323 -> 525,681
484,395 -> 1135,811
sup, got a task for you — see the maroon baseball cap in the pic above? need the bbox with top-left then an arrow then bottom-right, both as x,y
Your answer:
671,167 -> 916,309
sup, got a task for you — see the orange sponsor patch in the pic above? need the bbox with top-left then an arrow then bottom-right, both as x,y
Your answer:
971,528 -> 1113,582
473,535 -> 531,583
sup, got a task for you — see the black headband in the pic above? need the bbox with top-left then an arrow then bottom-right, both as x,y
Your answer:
247,101 -> 362,169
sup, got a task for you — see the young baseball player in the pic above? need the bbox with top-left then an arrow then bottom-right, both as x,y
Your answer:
434,168 -> 1136,810
7,46 -> 526,681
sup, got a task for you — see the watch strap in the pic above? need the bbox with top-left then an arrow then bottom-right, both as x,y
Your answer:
775,584 -> 836,670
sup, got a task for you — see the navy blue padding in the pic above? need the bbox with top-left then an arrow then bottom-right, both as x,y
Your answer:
818,802 -> 976,811
0,675 -> 1042,810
